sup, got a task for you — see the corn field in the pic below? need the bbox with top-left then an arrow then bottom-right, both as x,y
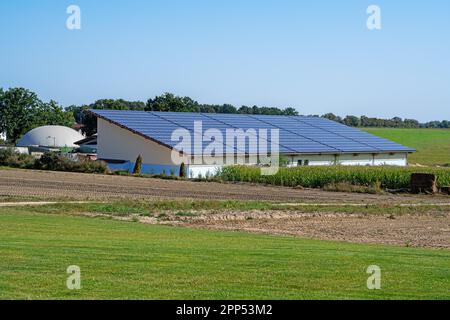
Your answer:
217,165 -> 450,190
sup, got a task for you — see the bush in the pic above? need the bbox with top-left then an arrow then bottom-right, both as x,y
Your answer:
0,148 -> 15,164
0,148 -> 35,169
0,148 -> 107,174
34,152 -> 107,173
75,158 -> 108,174
217,165 -> 450,190
35,152 -> 63,171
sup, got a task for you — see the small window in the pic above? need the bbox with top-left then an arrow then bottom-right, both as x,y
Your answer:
297,160 -> 303,166
304,160 -> 310,166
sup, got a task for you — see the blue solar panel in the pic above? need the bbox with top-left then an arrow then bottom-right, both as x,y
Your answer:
89,110 -> 416,155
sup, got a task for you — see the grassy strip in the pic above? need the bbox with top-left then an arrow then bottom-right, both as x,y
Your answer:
218,165 -> 450,189
0,195 -> 47,203
0,210 -> 449,299
2,199 -> 449,217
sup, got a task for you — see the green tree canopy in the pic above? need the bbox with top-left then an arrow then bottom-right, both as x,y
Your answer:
146,93 -> 200,112
69,99 -> 146,136
35,100 -> 75,128
0,88 -> 40,144
0,88 -> 75,144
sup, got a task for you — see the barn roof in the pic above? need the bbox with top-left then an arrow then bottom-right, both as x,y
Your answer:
89,110 -> 415,155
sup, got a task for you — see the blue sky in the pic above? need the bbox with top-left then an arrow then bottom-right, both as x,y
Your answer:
0,0 -> 449,121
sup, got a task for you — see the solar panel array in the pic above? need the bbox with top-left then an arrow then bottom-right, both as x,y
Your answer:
89,110 -> 415,155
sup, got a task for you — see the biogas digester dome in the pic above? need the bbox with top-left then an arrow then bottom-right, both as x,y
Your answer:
17,126 -> 84,148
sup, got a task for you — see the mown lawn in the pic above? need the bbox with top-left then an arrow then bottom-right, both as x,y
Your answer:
0,209 -> 449,300
363,128 -> 450,166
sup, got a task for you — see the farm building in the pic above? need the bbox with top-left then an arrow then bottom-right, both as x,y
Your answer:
16,125 -> 85,153
74,134 -> 98,154
89,110 -> 415,177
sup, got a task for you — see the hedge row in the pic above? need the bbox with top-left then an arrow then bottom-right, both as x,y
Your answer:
0,148 -> 107,174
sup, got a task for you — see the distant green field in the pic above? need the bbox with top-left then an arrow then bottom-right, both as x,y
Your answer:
363,128 -> 450,166
0,209 -> 449,300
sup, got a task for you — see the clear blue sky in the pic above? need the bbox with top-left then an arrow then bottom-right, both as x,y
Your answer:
1,0 -> 449,121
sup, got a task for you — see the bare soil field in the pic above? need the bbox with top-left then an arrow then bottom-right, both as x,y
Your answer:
73,209 -> 450,249
1,169 -> 449,248
176,211 -> 450,249
1,168 -> 449,204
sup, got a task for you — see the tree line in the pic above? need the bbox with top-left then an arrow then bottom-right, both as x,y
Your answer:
0,87 -> 448,144
69,92 -> 299,136
321,113 -> 450,129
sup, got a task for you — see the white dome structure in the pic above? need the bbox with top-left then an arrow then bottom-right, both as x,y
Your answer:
17,126 -> 85,148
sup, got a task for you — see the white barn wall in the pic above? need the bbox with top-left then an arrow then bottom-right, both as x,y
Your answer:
338,154 -> 373,166
288,154 -> 336,166
187,165 -> 222,178
98,118 -> 186,165
288,153 -> 407,167
374,153 -> 408,166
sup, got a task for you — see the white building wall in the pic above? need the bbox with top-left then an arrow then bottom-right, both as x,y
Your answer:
98,118 -> 186,165
374,153 -> 408,166
338,154 -> 374,166
187,165 -> 222,178
288,154 -> 336,166
288,153 -> 408,167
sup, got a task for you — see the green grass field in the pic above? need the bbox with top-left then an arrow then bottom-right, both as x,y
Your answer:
363,128 -> 450,166
1,208 -> 449,300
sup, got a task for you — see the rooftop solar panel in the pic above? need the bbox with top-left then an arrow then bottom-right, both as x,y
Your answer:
89,110 -> 415,155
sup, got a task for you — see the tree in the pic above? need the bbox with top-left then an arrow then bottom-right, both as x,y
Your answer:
403,119 -> 420,128
0,88 -> 76,144
238,105 -> 252,114
133,155 -> 143,175
34,100 -> 74,128
0,88 -> 4,140
0,88 -> 75,144
220,104 -> 238,114
71,99 -> 146,136
146,93 -> 199,112
283,107 -> 299,116
0,88 -> 41,144
179,162 -> 186,178
343,115 -> 360,127
79,109 -> 98,137
323,113 -> 343,123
